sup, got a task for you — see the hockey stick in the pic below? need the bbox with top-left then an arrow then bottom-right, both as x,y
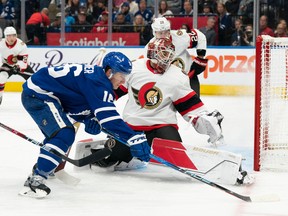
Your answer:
100,127 -> 279,202
55,122 -> 81,172
0,66 -> 33,76
0,122 -> 112,167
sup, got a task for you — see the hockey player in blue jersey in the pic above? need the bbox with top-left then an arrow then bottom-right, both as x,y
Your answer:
19,52 -> 151,198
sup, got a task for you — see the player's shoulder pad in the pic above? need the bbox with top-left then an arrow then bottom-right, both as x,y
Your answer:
166,64 -> 188,82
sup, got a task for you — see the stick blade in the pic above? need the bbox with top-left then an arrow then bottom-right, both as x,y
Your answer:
76,147 -> 112,167
54,170 -> 81,186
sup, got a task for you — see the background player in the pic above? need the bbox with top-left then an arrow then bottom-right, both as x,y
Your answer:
20,52 -> 151,198
145,17 -> 208,96
0,26 -> 34,104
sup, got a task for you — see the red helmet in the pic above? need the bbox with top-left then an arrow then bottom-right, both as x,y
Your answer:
147,38 -> 175,74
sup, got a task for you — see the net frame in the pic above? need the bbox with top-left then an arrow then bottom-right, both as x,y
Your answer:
254,35 -> 288,171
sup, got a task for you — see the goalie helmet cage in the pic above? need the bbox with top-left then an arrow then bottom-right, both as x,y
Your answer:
254,35 -> 288,171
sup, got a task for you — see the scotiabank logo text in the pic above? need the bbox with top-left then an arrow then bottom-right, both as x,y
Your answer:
64,37 -> 126,46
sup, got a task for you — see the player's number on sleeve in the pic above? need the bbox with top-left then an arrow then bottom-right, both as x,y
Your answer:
103,91 -> 114,102
48,64 -> 83,78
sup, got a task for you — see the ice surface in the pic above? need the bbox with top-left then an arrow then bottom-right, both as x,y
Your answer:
0,93 -> 287,216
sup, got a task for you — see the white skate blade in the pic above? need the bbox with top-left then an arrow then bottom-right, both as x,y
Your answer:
18,186 -> 48,199
55,170 -> 81,186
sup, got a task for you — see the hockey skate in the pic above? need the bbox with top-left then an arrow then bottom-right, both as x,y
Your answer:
19,174 -> 51,198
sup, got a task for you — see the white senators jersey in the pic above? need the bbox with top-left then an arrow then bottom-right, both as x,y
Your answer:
117,58 -> 207,131
0,38 -> 29,70
145,29 -> 207,74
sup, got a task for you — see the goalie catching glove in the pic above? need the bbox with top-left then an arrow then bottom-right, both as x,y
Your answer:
191,110 -> 224,145
83,117 -> 101,135
127,133 -> 151,162
189,56 -> 208,77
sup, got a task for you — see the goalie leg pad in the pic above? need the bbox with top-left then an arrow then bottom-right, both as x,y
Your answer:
152,138 -> 245,185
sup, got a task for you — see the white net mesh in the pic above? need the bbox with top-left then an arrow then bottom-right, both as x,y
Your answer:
258,36 -> 288,171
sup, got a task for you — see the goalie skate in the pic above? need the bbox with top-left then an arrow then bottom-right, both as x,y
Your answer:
236,170 -> 255,185
19,174 -> 51,199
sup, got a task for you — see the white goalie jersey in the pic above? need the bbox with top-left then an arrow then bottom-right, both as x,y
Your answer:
118,58 -> 207,131
0,38 -> 29,71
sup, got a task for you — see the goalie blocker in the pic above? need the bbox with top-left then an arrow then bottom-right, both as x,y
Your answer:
74,138 -> 253,185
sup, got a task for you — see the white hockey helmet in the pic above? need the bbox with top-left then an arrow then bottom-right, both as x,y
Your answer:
151,17 -> 171,37
4,26 -> 17,37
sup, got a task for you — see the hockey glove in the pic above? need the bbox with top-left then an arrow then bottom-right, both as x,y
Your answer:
84,118 -> 101,135
189,57 -> 208,77
191,110 -> 224,146
10,65 -> 21,75
127,133 -> 151,162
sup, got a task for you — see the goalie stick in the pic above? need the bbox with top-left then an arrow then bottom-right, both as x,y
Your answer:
100,127 -> 280,203
0,122 -> 112,167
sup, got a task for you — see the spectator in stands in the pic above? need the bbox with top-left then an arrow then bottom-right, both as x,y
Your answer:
67,0 -> 81,20
180,0 -> 193,17
134,0 -> 153,24
242,24 -> 253,46
274,19 -> 288,36
0,0 -> 15,28
64,7 -> 76,32
153,0 -> 173,19
180,23 -> 191,33
166,0 -> 182,14
92,0 -> 106,22
114,0 -> 126,11
26,8 -> 50,45
274,22 -> 288,37
72,10 -> 92,32
120,0 -> 139,16
200,2 -> 214,15
216,2 -> 233,46
225,0 -> 240,16
86,0 -> 97,24
199,0 -> 217,14
91,10 -> 108,33
132,14 -> 152,45
199,16 -> 217,45
47,12 -> 61,33
231,18 -> 246,46
259,15 -> 274,37
238,0 -> 253,16
113,12 -> 133,32
114,2 -> 134,24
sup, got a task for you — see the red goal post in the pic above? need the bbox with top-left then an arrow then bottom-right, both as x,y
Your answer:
254,35 -> 288,171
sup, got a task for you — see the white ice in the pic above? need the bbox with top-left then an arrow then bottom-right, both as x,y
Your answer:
0,93 -> 288,216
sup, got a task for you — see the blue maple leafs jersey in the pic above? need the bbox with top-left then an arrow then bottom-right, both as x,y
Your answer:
22,63 -> 135,141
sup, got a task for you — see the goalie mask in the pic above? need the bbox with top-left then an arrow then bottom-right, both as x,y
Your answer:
147,38 -> 175,74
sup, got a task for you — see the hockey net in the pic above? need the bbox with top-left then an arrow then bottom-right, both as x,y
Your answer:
254,35 -> 288,171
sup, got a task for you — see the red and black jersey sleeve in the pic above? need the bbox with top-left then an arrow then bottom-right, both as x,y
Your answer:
173,91 -> 204,116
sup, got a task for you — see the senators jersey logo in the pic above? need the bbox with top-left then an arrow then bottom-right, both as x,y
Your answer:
5,55 -> 18,65
172,57 -> 186,74
132,82 -> 163,109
